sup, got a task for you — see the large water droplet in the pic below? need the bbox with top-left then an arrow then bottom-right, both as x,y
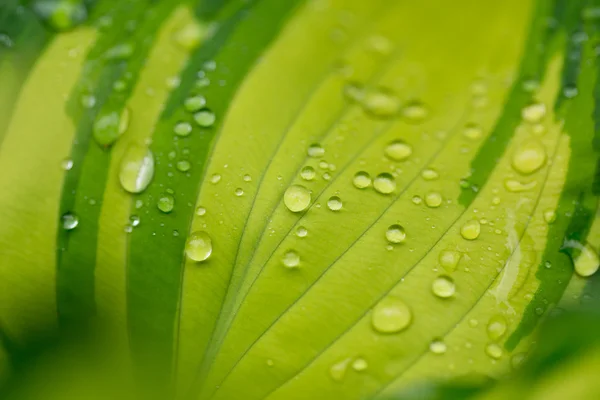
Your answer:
485,343 -> 503,359
511,139 -> 546,175
194,109 -> 216,127
282,250 -> 300,268
157,193 -> 175,213
373,173 -> 396,194
184,95 -> 207,112
62,212 -> 79,230
186,231 -> 212,262
119,144 -> 154,194
564,240 -> 600,277
384,140 -> 412,161
487,315 -> 507,340
327,196 -> 342,211
93,111 -> 124,147
351,358 -> 368,372
300,166 -> 316,181
352,171 -> 372,189
425,192 -> 443,208
432,275 -> 455,298
439,250 -> 461,272
372,297 -> 412,333
284,185 -> 311,212
460,219 -> 481,240
385,224 -> 406,244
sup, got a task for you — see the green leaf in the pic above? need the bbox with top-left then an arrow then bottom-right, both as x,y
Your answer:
0,0 -> 599,399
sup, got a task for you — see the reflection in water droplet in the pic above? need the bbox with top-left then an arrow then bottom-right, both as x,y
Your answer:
62,213 -> 79,230
284,185 -> 311,212
485,343 -> 503,359
353,171 -> 372,189
130,215 -> 140,227
300,166 -> 316,181
327,196 -> 342,211
563,240 -> 600,277
487,315 -> 508,340
194,109 -> 216,127
296,226 -> 308,238
307,143 -> 325,158
282,250 -> 300,268
371,297 -> 412,333
385,224 -> 406,244
425,192 -> 443,208
373,173 -> 396,194
460,220 -> 481,240
439,250 -> 461,272
119,144 -> 154,194
61,158 -> 73,171
521,103 -> 546,123
511,139 -> 546,174
429,339 -> 447,354
186,231 -> 212,262
157,193 -> 175,213
384,140 -> 412,161
432,275 -> 455,298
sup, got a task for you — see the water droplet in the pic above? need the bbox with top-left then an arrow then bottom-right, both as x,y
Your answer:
307,143 -> 325,158
243,174 -> 252,182
318,160 -> 329,170
352,358 -> 368,371
266,359 -> 274,367
401,101 -> 429,123
235,188 -> 244,197
343,82 -> 364,103
327,196 -> 342,211
282,250 -> 300,268
174,122 -> 193,137
322,172 -> 331,181
196,206 -> 206,216
61,158 -> 73,171
157,193 -> 175,213
511,139 -> 546,174
93,111 -> 124,147
104,42 -> 134,60
81,94 -> 96,108
543,209 -> 556,224
421,168 -> 439,180
352,171 -> 372,189
432,275 -> 455,298
184,95 -> 207,112
521,103 -> 546,123
194,109 -> 216,127
384,140 -> 412,161
284,185 -> 311,212
504,179 -> 536,192
566,241 -> 600,277
186,231 -> 212,262
174,20 -> 207,50
362,88 -> 401,118
371,297 -> 412,333
460,220 -> 481,240
385,224 -> 406,244
487,315 -> 507,340
425,192 -> 443,208
373,173 -> 396,194
119,144 -> 154,194
62,212 -> 79,230
296,226 -> 308,238
210,173 -> 221,184
300,166 -> 316,180
367,35 -> 392,54
177,160 -> 191,172
329,358 -> 351,382
429,339 -> 447,354
469,319 -> 479,327
412,195 -> 423,205
130,215 -> 140,227
485,343 -> 503,359
439,250 -> 461,272
463,123 -> 483,140
32,0 -> 88,31
563,85 -> 578,99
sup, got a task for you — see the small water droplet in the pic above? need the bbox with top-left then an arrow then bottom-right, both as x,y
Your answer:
352,171 -> 372,189
469,319 -> 479,327
194,109 -> 216,127
362,88 -> 401,118
367,34 -> 392,54
429,339 -> 447,354
485,343 -> 503,359
130,215 -> 140,227
412,195 -> 423,205
284,185 -> 311,212
104,42 -> 134,60
93,111 -> 124,147
432,275 -> 455,298
319,160 -> 329,170
351,358 -> 368,371
62,212 -> 79,230
543,209 -> 556,223
32,0 -> 88,31
235,188 -> 244,197
563,85 -> 578,99
61,158 -> 73,171
343,82 -> 364,102
307,143 -> 325,158
296,226 -> 308,238
177,160 -> 191,172
460,219 -> 481,240
401,101 -> 429,123
174,122 -> 193,137
329,358 -> 351,382
425,192 -> 443,208
504,179 -> 536,192
487,315 -> 507,340
373,173 -> 396,194
511,139 -> 546,175
186,231 -> 212,262
243,174 -> 252,182
327,196 -> 342,211
463,123 -> 483,140
421,168 -> 439,180
196,206 -> 206,216
119,144 -> 154,194
371,297 -> 412,333
157,193 -> 175,213
385,224 -> 406,244
439,250 -> 461,272
384,140 -> 412,161
184,95 -> 207,112
521,103 -> 546,123
266,359 -> 274,367
174,20 -> 207,50
300,166 -> 316,181
322,172 -> 331,181
282,250 -> 300,268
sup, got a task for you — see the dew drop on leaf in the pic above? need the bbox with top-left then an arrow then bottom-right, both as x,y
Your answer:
177,160 -> 191,172
563,240 -> 600,277
521,102 -> 546,123
373,173 -> 396,194
401,101 -> 429,123
504,179 -> 537,192
174,122 -> 193,137
157,193 -> 175,213
282,250 -> 300,268
327,196 -> 342,211
196,206 -> 206,216
511,139 -> 546,174
543,209 -> 556,224
300,166 -> 316,180
384,140 -> 412,161
487,315 -> 508,340
32,0 -> 88,31
61,158 -> 73,171
362,87 -> 401,118
243,174 -> 252,182
463,123 -> 483,140
421,168 -> 439,180
284,185 -> 311,212
385,224 -> 406,244
62,212 -> 79,230
210,173 -> 221,184
429,339 -> 447,354
296,226 -> 308,238
425,192 -> 443,208
173,20 -> 207,50
130,215 -> 140,227
194,109 -> 216,127
485,343 -> 503,359
186,231 -> 212,262
352,171 -> 372,189
329,358 -> 351,382
93,111 -> 123,147
119,144 -> 154,194
351,358 -> 368,372
412,195 -> 423,205
307,143 -> 325,158
184,95 -> 207,112
432,275 -> 455,298
235,188 -> 244,197
460,219 -> 481,240
439,250 -> 461,272
371,297 -> 412,334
